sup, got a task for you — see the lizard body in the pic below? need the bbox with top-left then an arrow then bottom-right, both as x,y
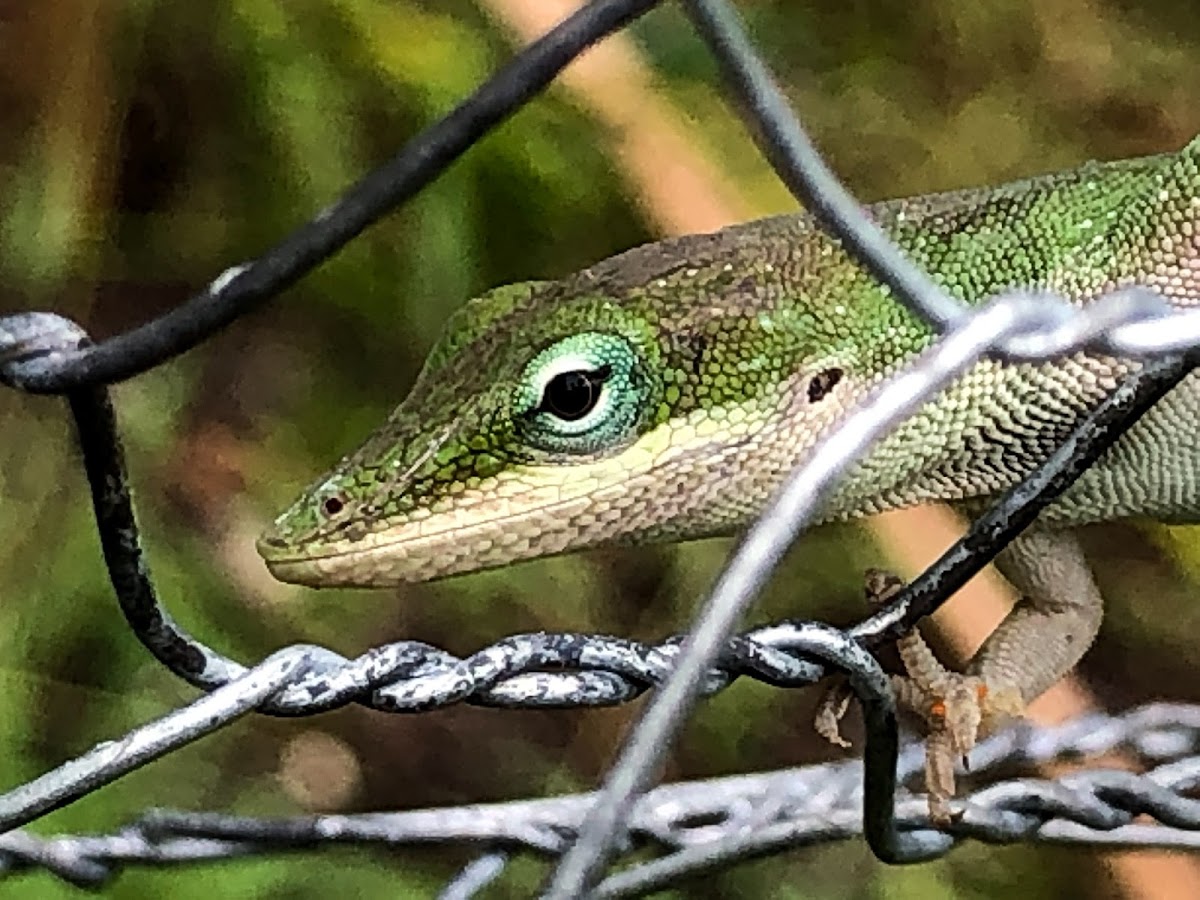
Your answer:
257,138 -> 1200,761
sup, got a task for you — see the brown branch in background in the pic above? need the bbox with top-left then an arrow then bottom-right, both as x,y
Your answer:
481,0 -> 753,235
1,0 -> 121,290
482,1 -> 1200,895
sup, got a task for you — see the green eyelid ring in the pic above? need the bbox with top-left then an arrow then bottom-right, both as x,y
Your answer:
517,332 -> 649,454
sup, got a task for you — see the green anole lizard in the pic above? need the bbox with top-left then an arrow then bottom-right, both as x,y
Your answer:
257,137 -> 1200,813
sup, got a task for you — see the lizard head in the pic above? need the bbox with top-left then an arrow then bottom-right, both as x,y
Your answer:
258,227 -> 913,586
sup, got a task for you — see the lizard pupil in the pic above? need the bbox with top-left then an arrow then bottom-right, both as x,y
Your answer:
541,365 -> 611,421
322,495 -> 345,516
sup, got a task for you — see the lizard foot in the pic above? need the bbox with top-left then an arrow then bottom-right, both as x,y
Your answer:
814,568 -> 1025,826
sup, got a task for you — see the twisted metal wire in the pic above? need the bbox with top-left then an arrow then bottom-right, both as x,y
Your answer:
0,298 -> 1194,892
1,0 -> 1200,895
3,704 -> 1200,894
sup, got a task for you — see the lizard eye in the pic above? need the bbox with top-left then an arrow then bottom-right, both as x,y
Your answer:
517,332 -> 648,455
538,365 -> 612,421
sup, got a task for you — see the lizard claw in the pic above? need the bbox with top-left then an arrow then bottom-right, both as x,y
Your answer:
901,670 -> 1023,825
880,576 -> 1025,825
813,678 -> 854,749
812,567 -> 1025,827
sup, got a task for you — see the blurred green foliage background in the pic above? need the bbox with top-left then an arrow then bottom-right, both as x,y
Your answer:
2,0 -> 1200,897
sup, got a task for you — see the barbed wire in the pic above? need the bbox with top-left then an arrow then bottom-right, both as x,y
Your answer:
2,0 -> 1200,896
4,704 -> 1200,893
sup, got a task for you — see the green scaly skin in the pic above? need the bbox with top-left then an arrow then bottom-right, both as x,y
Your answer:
258,138 -> 1200,743
259,139 -> 1200,585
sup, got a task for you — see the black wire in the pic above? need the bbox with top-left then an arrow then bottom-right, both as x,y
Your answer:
857,351 -> 1195,649
681,0 -> 966,331
2,0 -> 661,394
68,385 -> 218,683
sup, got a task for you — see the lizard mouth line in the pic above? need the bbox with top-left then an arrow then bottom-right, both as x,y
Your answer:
257,488 -> 600,565
259,429 -> 757,581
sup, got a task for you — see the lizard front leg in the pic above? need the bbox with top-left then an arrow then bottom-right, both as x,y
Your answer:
978,527 -> 1105,708
917,527 -> 1103,821
816,527 -> 1104,823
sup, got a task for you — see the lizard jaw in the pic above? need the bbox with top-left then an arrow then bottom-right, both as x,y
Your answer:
256,486 -> 622,587
257,418 -> 726,586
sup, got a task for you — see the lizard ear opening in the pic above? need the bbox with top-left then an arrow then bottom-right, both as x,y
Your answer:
318,489 -> 352,521
806,367 -> 843,403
